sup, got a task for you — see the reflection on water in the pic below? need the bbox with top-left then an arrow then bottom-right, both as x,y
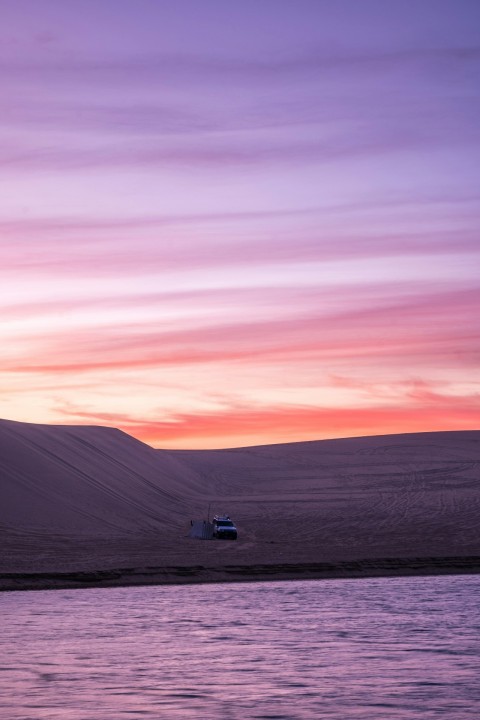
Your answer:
1,575 -> 480,719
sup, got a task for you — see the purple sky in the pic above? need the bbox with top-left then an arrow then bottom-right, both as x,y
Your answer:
1,0 -> 479,448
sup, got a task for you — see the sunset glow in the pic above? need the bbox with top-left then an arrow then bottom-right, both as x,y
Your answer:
1,0 -> 479,448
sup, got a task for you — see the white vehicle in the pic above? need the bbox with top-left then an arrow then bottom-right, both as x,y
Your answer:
212,515 -> 237,540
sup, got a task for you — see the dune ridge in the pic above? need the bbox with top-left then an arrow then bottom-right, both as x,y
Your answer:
1,418 -> 479,590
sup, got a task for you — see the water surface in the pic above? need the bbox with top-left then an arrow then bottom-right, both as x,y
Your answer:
1,575 -> 479,719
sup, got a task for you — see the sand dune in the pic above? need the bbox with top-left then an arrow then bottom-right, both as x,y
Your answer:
1,418 -> 479,589
0,419 -> 196,535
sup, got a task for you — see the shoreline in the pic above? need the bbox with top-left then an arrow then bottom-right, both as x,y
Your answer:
2,555 -> 480,592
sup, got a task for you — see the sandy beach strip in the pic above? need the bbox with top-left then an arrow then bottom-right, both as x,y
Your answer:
2,556 -> 480,592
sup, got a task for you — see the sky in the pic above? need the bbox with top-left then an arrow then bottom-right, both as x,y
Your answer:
0,0 -> 479,449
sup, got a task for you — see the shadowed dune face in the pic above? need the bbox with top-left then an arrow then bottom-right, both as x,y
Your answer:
0,419 -> 198,536
1,419 -> 479,573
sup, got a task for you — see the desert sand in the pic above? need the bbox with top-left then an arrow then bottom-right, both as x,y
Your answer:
1,418 -> 479,591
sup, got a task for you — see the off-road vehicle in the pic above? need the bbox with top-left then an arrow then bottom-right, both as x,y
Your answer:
212,515 -> 237,540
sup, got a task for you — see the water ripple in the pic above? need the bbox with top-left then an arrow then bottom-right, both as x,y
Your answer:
1,575 -> 480,719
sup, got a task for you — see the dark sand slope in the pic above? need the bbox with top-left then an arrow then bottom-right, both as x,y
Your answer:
1,419 -> 479,590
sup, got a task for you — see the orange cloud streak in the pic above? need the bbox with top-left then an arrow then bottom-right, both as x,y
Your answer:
55,396 -> 480,450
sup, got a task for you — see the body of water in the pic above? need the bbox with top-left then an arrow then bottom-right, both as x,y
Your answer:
1,575 -> 479,719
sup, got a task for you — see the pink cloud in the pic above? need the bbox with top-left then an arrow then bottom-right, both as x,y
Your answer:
4,286 -> 478,377
1,222 -> 478,281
